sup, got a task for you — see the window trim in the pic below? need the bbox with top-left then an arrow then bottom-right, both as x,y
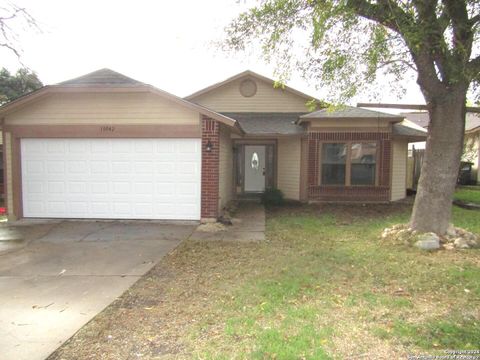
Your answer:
318,141 -> 380,187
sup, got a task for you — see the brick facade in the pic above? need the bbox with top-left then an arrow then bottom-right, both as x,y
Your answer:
201,116 -> 220,219
307,131 -> 392,202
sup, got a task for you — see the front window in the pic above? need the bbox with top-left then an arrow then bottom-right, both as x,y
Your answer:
321,143 -> 346,185
350,143 -> 377,185
320,142 -> 377,186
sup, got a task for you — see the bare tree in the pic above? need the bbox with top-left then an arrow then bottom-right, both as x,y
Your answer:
0,2 -> 40,63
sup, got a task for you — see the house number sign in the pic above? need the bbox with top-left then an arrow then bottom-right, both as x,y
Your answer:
100,126 -> 115,132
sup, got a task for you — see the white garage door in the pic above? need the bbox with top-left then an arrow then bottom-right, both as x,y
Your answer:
21,138 -> 201,220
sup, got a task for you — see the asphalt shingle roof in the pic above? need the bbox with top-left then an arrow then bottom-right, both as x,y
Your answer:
223,111 -> 426,138
401,111 -> 480,132
392,123 -> 427,138
59,68 -> 144,86
300,106 -> 402,119
221,112 -> 306,135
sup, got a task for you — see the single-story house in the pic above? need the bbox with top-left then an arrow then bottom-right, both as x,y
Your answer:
0,69 -> 426,222
402,111 -> 480,184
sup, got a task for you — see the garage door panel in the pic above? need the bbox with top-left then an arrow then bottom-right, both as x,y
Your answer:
91,202 -> 110,215
47,182 -> 65,194
47,201 -> 66,214
133,202 -> 153,216
25,181 -> 44,194
176,182 -> 198,196
45,161 -> 65,174
135,162 -> 154,174
68,141 -> 88,154
134,182 -> 154,194
70,202 -> 88,215
135,141 -> 155,153
21,138 -> 201,220
26,160 -> 45,175
68,182 -> 87,194
26,201 -> 44,214
24,140 -> 45,154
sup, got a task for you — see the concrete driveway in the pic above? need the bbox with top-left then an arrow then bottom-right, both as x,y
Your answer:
0,220 -> 195,360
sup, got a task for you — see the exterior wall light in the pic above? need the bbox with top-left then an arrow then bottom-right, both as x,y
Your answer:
206,140 -> 213,152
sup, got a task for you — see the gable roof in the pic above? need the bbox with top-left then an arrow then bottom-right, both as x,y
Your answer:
299,106 -> 403,122
185,70 -> 321,104
402,111 -> 480,133
59,68 -> 144,86
222,112 -> 306,136
0,68 -> 242,132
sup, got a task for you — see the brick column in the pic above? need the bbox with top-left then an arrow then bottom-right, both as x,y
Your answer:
379,138 -> 391,187
307,135 -> 319,191
201,116 -> 219,220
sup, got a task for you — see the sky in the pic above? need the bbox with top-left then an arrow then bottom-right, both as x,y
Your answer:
2,0 -> 425,108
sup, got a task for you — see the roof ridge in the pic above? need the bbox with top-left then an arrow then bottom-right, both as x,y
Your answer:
300,105 -> 403,120
184,70 -> 321,103
58,68 -> 145,86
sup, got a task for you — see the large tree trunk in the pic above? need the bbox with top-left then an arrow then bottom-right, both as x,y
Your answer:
410,87 -> 467,235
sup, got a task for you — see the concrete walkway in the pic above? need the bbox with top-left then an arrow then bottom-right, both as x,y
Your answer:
190,201 -> 265,242
0,220 -> 194,360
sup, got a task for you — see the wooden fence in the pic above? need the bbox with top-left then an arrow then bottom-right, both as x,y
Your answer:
407,146 -> 425,190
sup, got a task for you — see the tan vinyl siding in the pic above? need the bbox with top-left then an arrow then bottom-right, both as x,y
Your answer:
5,92 -> 200,125
5,132 -> 14,219
219,126 -> 233,211
192,78 -> 310,113
277,137 -> 301,200
391,140 -> 408,201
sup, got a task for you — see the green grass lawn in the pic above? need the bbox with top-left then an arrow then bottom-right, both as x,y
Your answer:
191,205 -> 480,359
51,202 -> 480,360
455,186 -> 480,204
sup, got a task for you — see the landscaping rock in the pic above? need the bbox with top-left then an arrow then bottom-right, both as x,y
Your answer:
454,237 -> 471,249
382,223 -> 478,250
453,233 -> 479,249
446,223 -> 457,237
414,232 -> 440,250
444,243 -> 455,251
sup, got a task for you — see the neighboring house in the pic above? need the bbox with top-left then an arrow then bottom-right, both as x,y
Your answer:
402,111 -> 480,184
0,69 -> 426,222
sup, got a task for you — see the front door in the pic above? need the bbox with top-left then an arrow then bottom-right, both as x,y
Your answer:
244,145 -> 266,192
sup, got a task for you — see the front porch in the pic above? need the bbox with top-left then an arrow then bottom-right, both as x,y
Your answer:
233,140 -> 276,196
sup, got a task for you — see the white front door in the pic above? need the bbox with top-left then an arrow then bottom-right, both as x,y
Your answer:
21,138 -> 201,220
244,145 -> 266,192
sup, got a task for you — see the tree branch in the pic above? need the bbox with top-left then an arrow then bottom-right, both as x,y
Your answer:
346,0 -> 448,96
471,14 -> 480,25
378,58 -> 417,72
345,0 -> 414,35
442,0 -> 474,61
468,55 -> 480,75
0,4 -> 39,64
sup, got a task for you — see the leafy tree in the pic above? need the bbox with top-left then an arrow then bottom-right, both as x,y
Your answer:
225,0 -> 480,235
0,68 -> 43,104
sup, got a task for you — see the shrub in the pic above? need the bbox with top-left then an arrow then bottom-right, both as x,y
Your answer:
261,188 -> 284,206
